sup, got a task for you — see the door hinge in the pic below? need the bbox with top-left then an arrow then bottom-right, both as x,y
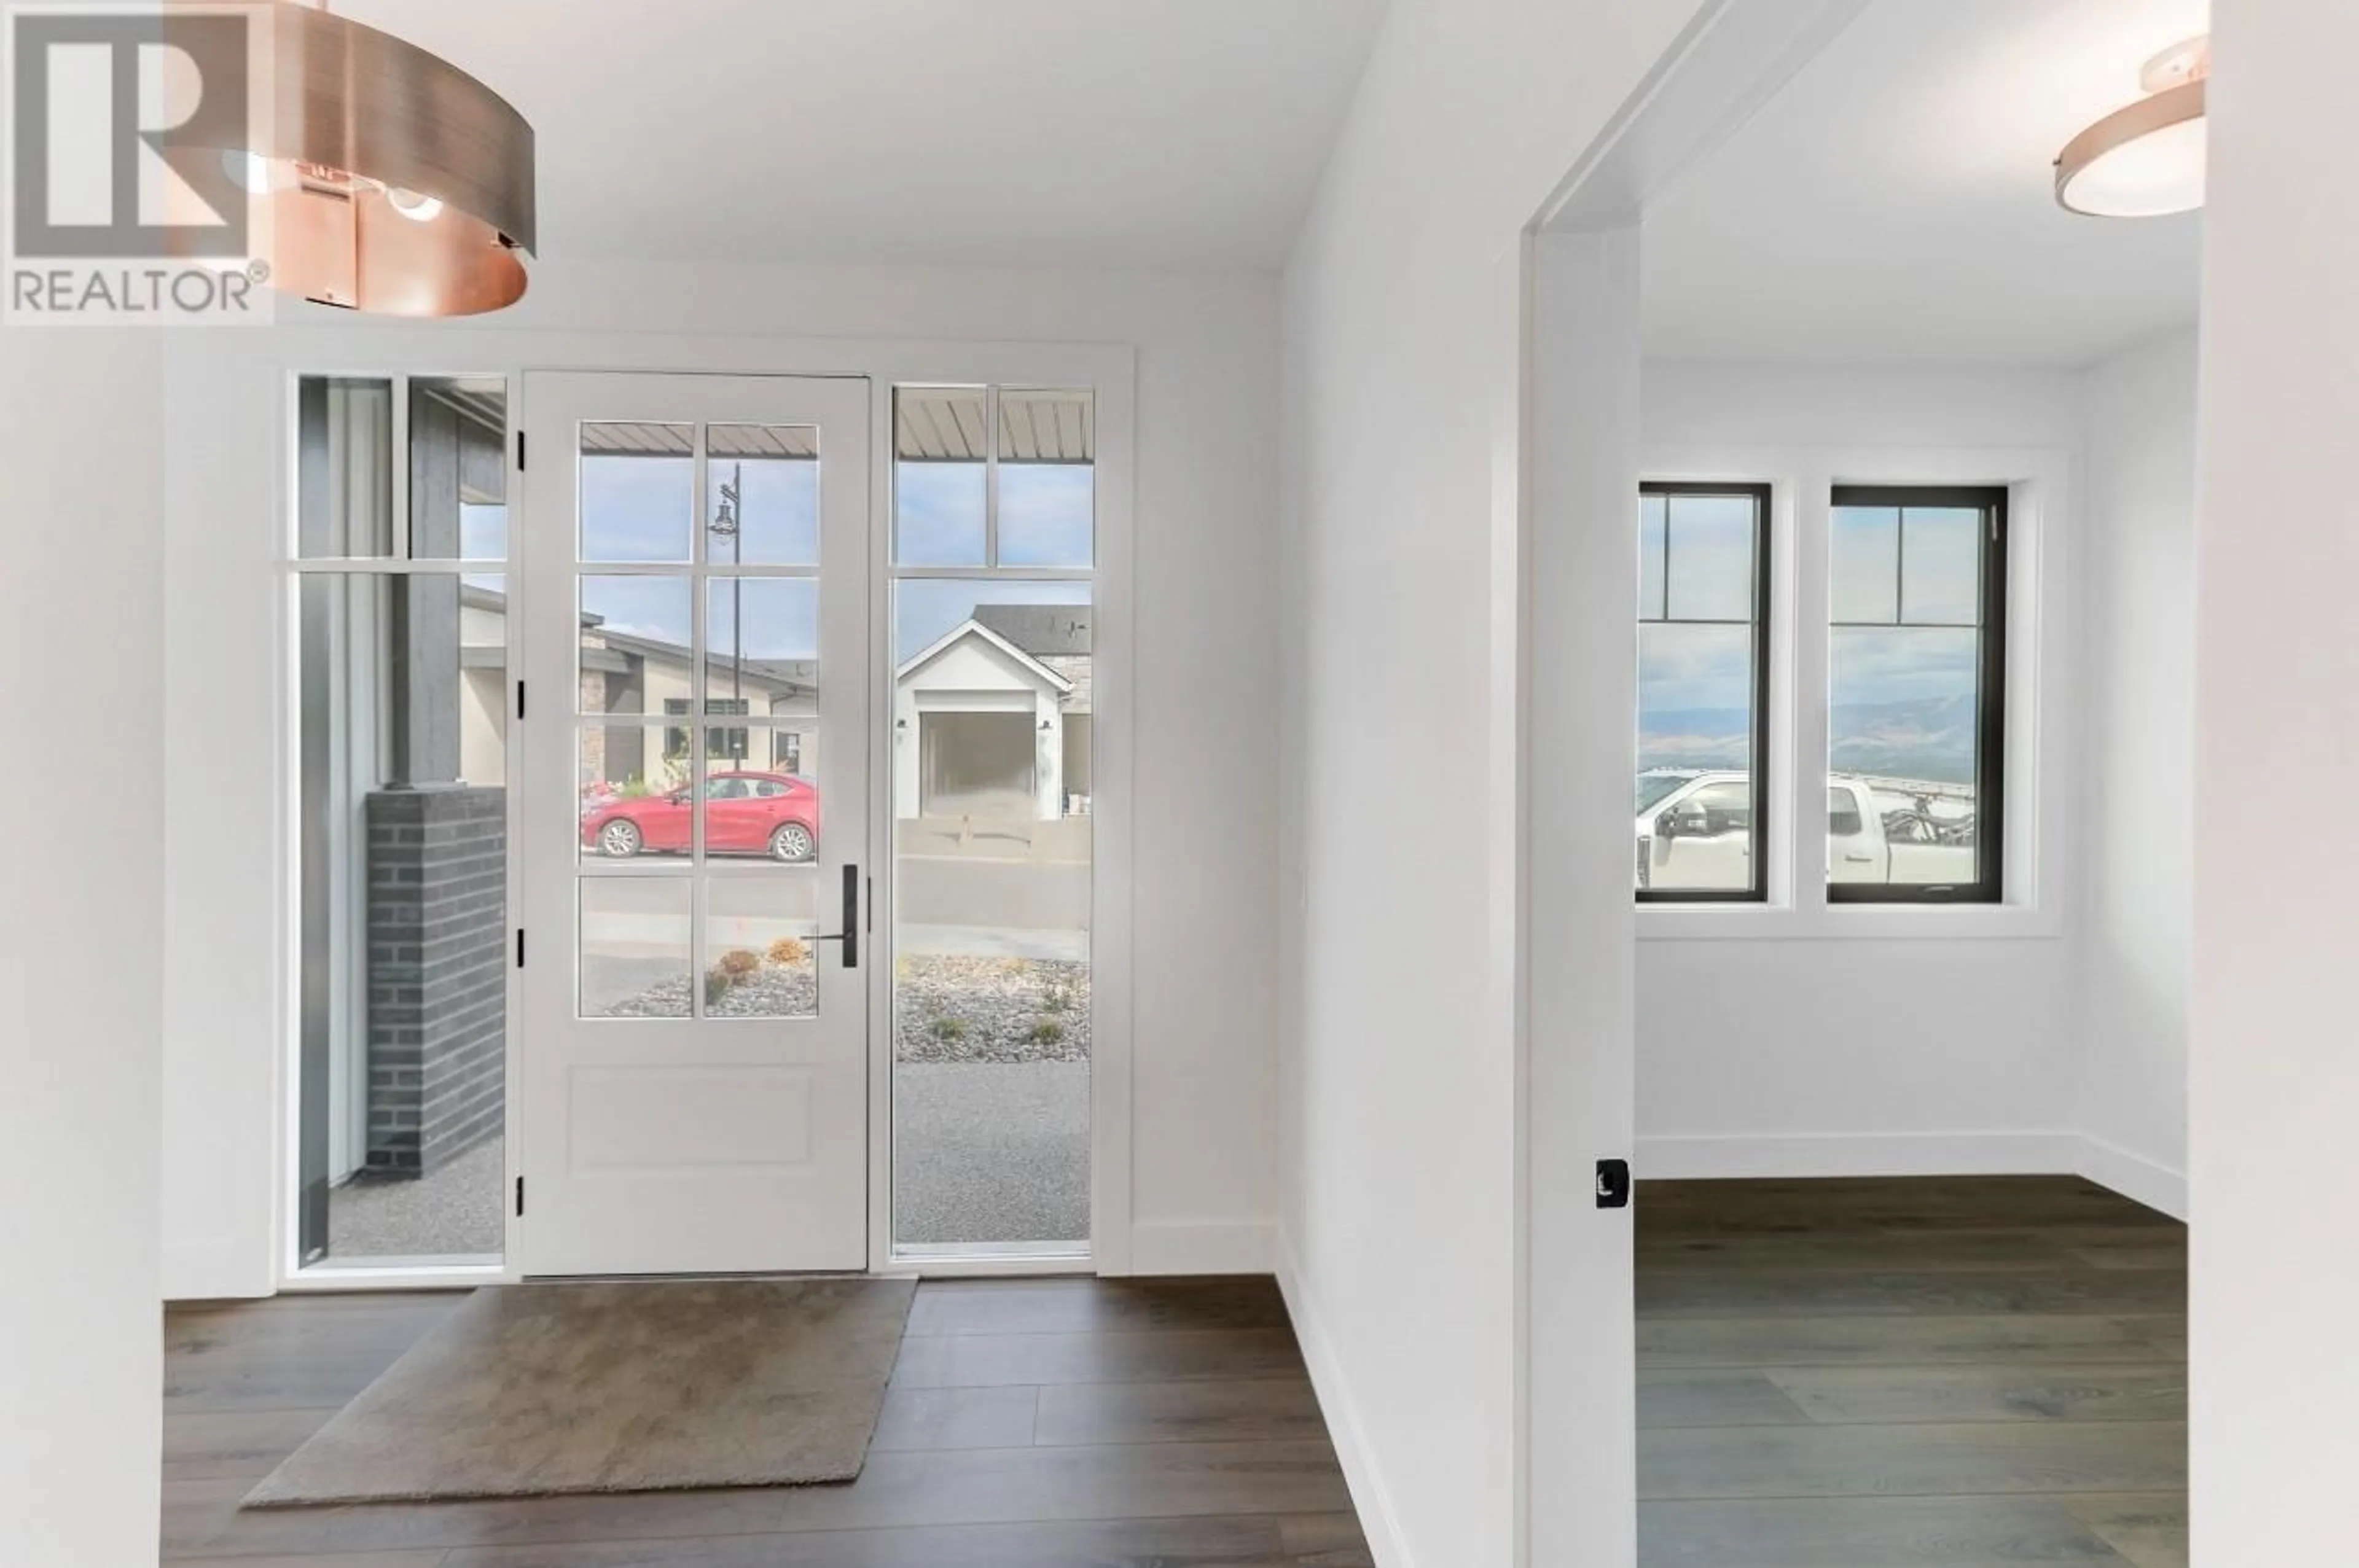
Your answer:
515,928 -> 525,968
515,429 -> 526,470
515,1176 -> 525,1217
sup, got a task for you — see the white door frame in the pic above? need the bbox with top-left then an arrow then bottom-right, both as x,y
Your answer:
259,329 -> 1135,1290
1497,2 -> 1869,1561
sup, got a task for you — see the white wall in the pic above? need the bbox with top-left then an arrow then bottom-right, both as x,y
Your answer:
0,332 -> 166,1566
2191,1 -> 2359,1553
1276,3 -> 1704,1562
2075,329 -> 2197,1215
1635,361 -> 2086,1172
160,260 -> 1283,1295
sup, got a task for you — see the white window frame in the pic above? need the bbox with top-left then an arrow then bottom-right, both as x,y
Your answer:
1635,443 -> 2069,942
239,327 -> 1133,1293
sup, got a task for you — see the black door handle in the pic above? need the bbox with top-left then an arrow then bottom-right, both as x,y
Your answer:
811,863 -> 859,968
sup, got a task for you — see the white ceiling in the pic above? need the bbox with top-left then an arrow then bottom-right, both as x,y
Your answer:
338,0 -> 1388,270
1643,0 -> 2208,367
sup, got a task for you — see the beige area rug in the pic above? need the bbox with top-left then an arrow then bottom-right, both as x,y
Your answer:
244,1277 -> 915,1507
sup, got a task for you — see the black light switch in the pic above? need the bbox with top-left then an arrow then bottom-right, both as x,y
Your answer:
1595,1158 -> 1632,1209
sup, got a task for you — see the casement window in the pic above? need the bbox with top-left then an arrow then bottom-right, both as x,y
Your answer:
1635,482 -> 1771,902
1826,485 -> 2007,903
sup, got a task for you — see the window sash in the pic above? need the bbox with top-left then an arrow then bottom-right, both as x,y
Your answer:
1826,485 -> 2008,905
1637,482 -> 1772,905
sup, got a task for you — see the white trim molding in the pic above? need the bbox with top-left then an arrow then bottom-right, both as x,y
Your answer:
1276,1233 -> 1412,1568
1130,1220 -> 1274,1276
1637,1130 -> 2080,1180
2076,1134 -> 2189,1221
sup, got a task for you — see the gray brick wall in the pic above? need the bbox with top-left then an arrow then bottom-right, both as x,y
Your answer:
366,787 -> 506,1174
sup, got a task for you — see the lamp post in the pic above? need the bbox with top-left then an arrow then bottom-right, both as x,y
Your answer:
710,462 -> 744,757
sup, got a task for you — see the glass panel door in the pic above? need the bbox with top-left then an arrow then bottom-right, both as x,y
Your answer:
520,373 -> 870,1277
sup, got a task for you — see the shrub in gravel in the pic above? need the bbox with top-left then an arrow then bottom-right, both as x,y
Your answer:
1025,1020 -> 1066,1047
767,935 -> 810,966
719,948 -> 761,978
927,1015 -> 971,1042
705,967 -> 736,1007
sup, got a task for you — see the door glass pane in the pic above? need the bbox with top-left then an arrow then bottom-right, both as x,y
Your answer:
703,577 -> 818,712
579,723 -> 688,864
894,387 -> 987,566
581,876 -> 692,1018
707,424 -> 820,566
580,423 -> 694,563
695,758 -> 821,865
892,579 -> 1092,1254
705,875 -> 820,1020
997,389 -> 1094,568
580,575 -> 694,719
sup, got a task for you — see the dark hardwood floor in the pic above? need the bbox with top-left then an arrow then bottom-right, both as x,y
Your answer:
160,1176 -> 2186,1567
161,1276 -> 1370,1566
1638,1176 -> 2188,1567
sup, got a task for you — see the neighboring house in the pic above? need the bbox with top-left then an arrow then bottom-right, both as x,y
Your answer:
894,604 -> 1092,821
455,587 -> 1088,822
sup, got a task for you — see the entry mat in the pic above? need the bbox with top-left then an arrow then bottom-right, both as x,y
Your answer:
245,1276 -> 917,1506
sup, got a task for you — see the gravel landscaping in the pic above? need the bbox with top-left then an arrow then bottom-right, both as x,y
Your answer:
603,950 -> 1092,1066
895,956 -> 1090,1064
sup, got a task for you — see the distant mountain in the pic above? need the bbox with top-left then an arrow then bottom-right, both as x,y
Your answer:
1829,693 -> 1976,785
1639,694 -> 1974,784
1637,708 -> 1751,770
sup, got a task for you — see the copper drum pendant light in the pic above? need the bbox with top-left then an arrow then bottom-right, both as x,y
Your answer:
175,1 -> 536,314
2054,36 -> 2209,219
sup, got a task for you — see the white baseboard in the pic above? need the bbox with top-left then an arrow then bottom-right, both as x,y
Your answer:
2075,1134 -> 2189,1220
1128,1220 -> 1275,1276
1637,1130 -> 2080,1180
163,1241 -> 273,1305
1275,1231 -> 1410,1568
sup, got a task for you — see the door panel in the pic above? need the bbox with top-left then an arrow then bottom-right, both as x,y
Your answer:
522,372 -> 870,1277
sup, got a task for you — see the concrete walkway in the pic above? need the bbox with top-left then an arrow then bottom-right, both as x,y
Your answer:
320,1061 -> 1089,1262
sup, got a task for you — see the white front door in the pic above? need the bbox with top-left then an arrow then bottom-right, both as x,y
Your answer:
520,372 -> 872,1276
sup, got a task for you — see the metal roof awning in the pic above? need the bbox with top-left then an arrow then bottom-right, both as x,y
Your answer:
895,386 -> 1094,464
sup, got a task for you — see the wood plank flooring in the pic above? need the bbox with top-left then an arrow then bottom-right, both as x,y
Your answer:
161,1176 -> 2186,1566
1638,1176 -> 2188,1567
162,1277 -> 1369,1566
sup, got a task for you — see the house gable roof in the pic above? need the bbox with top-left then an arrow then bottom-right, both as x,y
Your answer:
896,618 -> 1074,695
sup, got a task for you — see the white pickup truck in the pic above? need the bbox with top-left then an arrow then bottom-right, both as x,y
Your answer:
1635,770 -> 1978,892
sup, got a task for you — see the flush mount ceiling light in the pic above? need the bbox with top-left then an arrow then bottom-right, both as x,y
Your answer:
188,1 -> 536,314
2055,35 -> 2208,218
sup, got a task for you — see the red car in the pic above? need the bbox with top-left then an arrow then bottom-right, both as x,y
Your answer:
581,771 -> 820,862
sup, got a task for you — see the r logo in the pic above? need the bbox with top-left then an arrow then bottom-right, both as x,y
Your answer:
9,10 -> 251,259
